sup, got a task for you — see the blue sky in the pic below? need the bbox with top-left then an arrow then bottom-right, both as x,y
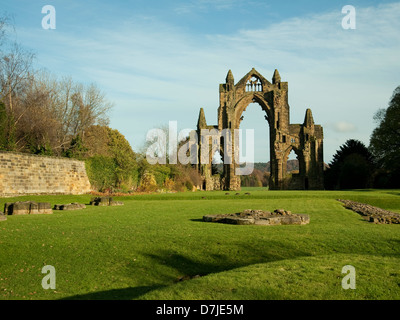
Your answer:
1,0 -> 400,163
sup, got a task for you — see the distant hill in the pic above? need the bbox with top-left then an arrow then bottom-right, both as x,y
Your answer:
213,160 -> 299,173
213,160 -> 302,187
253,160 -> 299,173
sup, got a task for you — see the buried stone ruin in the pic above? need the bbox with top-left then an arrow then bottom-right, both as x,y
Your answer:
90,196 -> 124,206
54,203 -> 86,211
4,201 -> 53,215
338,199 -> 400,224
203,209 -> 310,226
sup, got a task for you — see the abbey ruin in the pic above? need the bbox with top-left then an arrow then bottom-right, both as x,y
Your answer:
196,68 -> 324,191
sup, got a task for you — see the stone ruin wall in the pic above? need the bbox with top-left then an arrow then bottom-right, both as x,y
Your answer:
0,151 -> 91,196
196,68 -> 324,191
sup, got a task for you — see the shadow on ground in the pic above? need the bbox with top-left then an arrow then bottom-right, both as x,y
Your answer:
60,285 -> 165,300
140,239 -> 313,284
60,240 -> 312,300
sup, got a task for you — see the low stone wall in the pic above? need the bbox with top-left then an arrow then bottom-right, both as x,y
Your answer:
90,197 -> 124,206
0,151 -> 91,196
54,203 -> 86,211
338,199 -> 400,224
4,201 -> 53,215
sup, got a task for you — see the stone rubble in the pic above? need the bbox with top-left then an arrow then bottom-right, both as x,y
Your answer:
90,196 -> 124,207
54,203 -> 86,211
3,201 -> 53,215
1,197 -> 125,220
338,199 -> 400,224
203,209 -> 310,226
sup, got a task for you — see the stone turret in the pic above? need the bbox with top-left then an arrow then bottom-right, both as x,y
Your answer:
226,70 -> 234,84
225,70 -> 234,91
272,69 -> 281,84
303,108 -> 315,129
197,108 -> 207,129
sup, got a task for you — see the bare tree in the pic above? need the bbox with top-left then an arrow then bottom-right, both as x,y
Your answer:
0,16 -> 7,46
54,79 -> 113,149
0,13 -> 12,48
0,43 -> 34,113
15,70 -> 60,153
0,42 -> 35,150
14,73 -> 114,155
0,14 -> 113,154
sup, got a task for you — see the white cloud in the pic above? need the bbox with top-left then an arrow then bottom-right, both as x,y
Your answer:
331,121 -> 358,133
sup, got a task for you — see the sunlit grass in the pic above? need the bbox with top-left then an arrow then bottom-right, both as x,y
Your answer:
0,189 -> 399,300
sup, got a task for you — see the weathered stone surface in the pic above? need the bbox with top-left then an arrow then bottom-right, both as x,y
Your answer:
90,197 -> 124,207
90,197 -> 110,206
195,69 -> 324,191
203,209 -> 310,226
30,202 -> 39,214
0,151 -> 91,196
38,202 -> 53,214
109,200 -> 124,206
0,213 -> 6,221
11,202 -> 31,215
4,201 -> 52,215
338,199 -> 400,224
54,203 -> 86,211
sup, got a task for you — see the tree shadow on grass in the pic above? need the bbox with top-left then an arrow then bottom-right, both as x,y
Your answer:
60,285 -> 165,300
60,240 -> 312,300
141,240 -> 313,282
384,191 -> 400,197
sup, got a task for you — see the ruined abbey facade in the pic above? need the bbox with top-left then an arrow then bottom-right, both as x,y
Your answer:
196,68 -> 324,191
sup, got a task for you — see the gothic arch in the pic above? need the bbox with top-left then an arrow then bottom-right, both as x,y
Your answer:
196,68 -> 324,191
283,145 -> 303,174
234,93 -> 272,129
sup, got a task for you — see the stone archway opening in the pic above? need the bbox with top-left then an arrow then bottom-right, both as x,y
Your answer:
211,150 -> 223,175
238,102 -> 271,188
283,146 -> 305,190
287,149 -> 299,174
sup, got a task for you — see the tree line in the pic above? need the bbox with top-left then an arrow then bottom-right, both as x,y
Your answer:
324,86 -> 400,189
0,15 -> 201,194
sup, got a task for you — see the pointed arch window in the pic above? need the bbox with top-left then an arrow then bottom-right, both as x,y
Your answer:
246,76 -> 262,92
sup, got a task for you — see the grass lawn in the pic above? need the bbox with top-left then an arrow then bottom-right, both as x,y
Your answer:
0,189 -> 399,300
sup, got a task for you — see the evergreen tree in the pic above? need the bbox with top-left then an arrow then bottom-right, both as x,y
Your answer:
324,139 -> 375,189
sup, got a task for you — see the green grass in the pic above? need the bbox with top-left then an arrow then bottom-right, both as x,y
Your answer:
0,189 -> 399,300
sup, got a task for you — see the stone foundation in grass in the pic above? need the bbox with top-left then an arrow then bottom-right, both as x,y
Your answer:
4,201 -> 53,215
338,199 -> 400,224
54,203 -> 86,211
203,209 -> 310,226
90,196 -> 124,207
